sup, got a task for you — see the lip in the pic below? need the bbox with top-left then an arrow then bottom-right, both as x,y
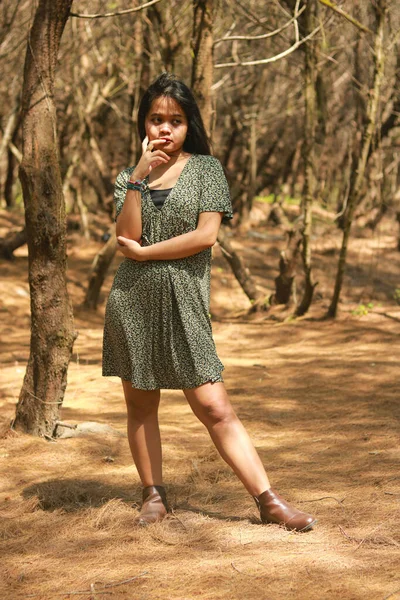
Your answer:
160,138 -> 172,143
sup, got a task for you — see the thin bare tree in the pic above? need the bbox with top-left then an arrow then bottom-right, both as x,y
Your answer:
295,0 -> 320,316
328,0 -> 387,317
191,0 -> 214,135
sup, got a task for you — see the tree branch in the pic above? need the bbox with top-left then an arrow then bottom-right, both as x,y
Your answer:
213,6 -> 306,44
8,141 -> 22,162
70,0 -> 164,20
317,0 -> 373,34
215,26 -> 320,68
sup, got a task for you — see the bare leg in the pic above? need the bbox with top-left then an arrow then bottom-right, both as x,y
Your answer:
122,380 -> 163,487
183,381 -> 270,496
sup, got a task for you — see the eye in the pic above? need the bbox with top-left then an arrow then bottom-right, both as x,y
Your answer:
173,119 -> 182,125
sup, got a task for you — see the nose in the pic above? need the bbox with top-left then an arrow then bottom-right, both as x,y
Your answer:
159,122 -> 172,134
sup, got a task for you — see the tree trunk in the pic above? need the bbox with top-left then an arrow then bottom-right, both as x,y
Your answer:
0,89 -> 21,208
4,145 -> 18,208
217,227 -> 265,308
83,231 -> 117,310
328,0 -> 387,318
0,227 -> 27,260
74,180 -> 90,240
191,0 -> 214,135
128,11 -> 148,164
269,229 -> 302,306
355,202 -> 388,230
268,202 -> 292,231
372,42 -> 400,154
12,0 -> 76,438
62,77 -> 117,213
148,2 -> 182,72
190,0 -> 267,309
0,84 -> 20,163
239,113 -> 258,232
295,0 -> 319,317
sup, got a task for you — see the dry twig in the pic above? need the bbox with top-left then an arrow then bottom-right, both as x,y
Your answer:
215,26 -> 320,68
214,6 -> 306,43
231,561 -> 243,574
101,573 -> 149,589
24,572 -> 148,597
26,591 -> 112,598
317,0 -> 373,34
338,524 -> 358,544
55,420 -> 77,430
171,509 -> 188,531
70,0 -> 163,19
90,583 -> 100,600
371,310 -> 400,324
338,522 -> 398,552
301,495 -> 345,504
383,588 -> 400,600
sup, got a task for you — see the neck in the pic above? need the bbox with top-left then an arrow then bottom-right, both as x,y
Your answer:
166,148 -> 188,159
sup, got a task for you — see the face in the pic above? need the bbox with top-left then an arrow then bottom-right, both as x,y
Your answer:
145,96 -> 188,155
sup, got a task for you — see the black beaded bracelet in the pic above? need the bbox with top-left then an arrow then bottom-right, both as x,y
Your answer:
127,181 -> 142,191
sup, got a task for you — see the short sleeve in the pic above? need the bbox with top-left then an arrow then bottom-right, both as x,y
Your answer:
199,157 -> 233,224
113,167 -> 134,222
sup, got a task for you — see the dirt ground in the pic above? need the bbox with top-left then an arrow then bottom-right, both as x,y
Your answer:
1,205 -> 399,600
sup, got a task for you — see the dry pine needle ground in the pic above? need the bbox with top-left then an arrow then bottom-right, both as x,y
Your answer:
1,209 -> 400,599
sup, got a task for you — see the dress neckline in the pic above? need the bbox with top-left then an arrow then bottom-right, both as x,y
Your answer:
143,154 -> 195,214
149,187 -> 173,194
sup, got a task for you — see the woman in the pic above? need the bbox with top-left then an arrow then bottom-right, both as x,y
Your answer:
102,73 -> 316,532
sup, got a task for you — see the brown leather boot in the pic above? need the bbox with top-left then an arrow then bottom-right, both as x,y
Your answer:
134,485 -> 169,527
254,488 -> 316,532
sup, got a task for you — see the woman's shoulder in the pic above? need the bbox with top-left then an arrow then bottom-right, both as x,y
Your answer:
193,154 -> 227,180
192,154 -> 225,175
194,154 -> 222,166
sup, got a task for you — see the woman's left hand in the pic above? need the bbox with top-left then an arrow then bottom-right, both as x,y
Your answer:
117,236 -> 146,261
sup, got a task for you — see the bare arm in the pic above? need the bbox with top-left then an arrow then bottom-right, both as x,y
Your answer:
115,137 -> 171,241
117,211 -> 223,261
115,187 -> 142,242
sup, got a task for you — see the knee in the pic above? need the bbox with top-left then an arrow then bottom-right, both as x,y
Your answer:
198,399 -> 236,428
126,397 -> 159,422
124,387 -> 160,422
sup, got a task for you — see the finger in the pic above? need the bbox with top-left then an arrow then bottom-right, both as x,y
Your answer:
152,138 -> 170,146
148,150 -> 170,161
149,160 -> 164,171
146,138 -> 169,152
142,136 -> 149,154
148,159 -> 169,171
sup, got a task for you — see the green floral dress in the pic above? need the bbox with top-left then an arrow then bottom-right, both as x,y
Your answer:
102,154 -> 233,390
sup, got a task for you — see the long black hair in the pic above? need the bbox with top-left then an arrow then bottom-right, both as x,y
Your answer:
137,73 -> 211,156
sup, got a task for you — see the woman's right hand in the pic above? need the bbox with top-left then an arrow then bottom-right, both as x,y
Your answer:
131,136 -> 170,181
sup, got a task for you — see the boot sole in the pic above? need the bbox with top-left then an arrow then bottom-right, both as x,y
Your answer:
288,518 -> 318,532
261,518 -> 318,532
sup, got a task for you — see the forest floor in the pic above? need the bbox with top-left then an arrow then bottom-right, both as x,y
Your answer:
0,203 -> 400,600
